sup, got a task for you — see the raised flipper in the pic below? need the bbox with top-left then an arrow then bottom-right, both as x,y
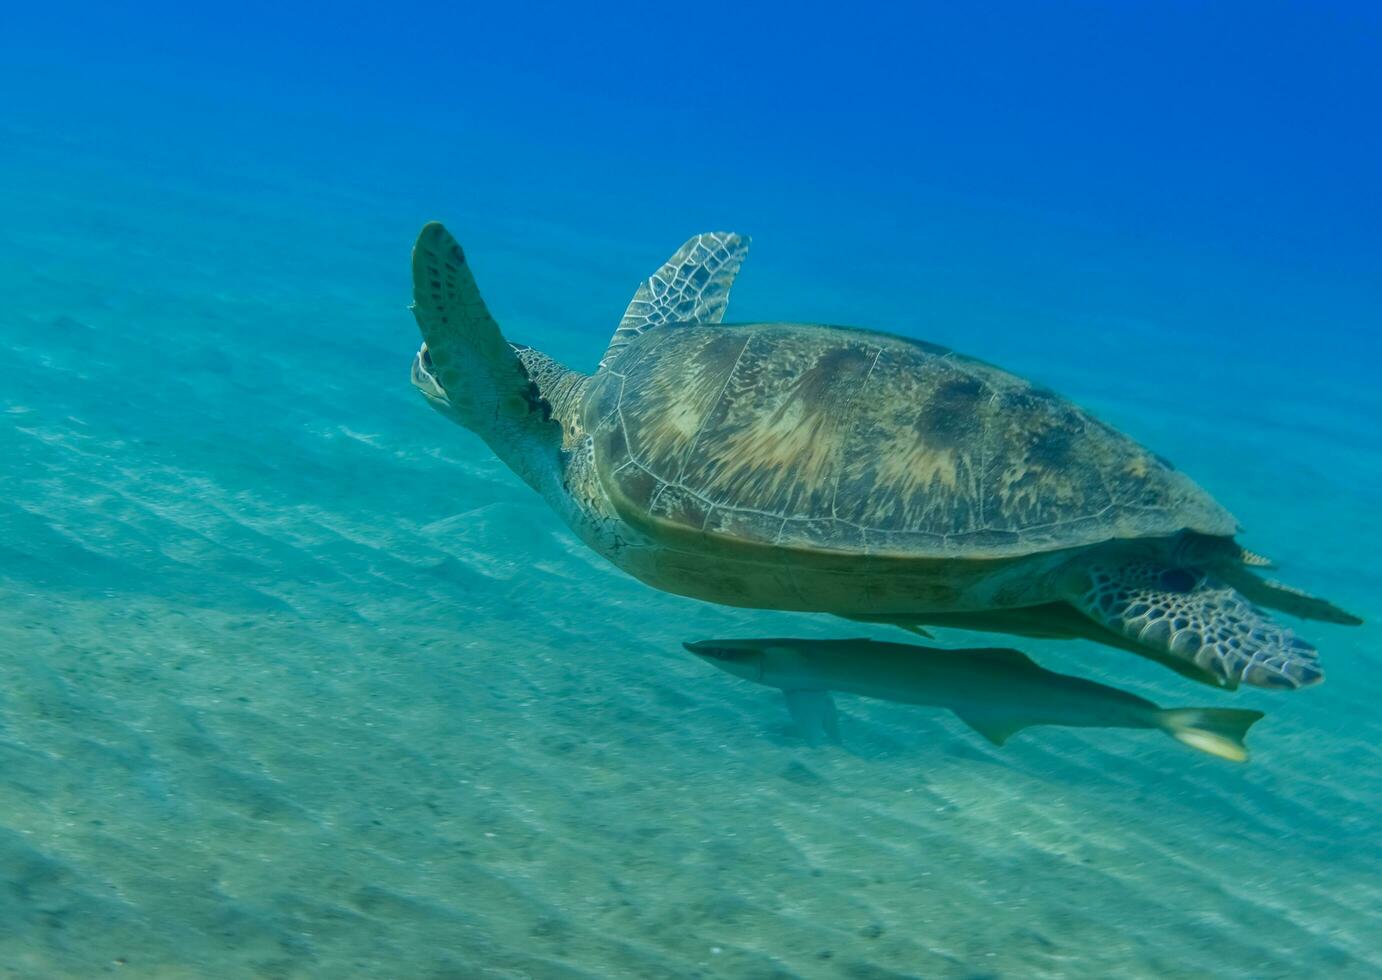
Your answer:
783,689 -> 842,746
1070,562 -> 1323,690
410,223 -> 565,489
598,232 -> 750,370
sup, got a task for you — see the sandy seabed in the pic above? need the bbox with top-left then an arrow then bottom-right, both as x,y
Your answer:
1,129 -> 1379,979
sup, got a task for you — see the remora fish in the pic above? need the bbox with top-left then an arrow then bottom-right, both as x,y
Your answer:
685,637 -> 1264,761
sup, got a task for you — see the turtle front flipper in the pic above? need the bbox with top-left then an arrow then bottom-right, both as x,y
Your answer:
410,222 -> 565,491
1067,562 -> 1324,690
599,231 -> 749,370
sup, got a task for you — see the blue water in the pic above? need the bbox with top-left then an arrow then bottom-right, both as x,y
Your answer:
2,3 -> 1379,977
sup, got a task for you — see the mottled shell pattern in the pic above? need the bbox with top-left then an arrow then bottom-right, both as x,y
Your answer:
584,322 -> 1237,559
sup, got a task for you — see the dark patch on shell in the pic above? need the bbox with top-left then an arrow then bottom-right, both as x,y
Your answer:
915,375 -> 987,449
772,345 -> 873,423
589,322 -> 1237,557
1027,418 -> 1078,468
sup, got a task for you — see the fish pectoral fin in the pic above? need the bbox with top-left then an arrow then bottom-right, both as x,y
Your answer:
951,710 -> 1030,747
782,689 -> 841,746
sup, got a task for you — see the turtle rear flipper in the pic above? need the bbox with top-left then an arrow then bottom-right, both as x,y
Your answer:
1215,566 -> 1363,626
1068,562 -> 1324,690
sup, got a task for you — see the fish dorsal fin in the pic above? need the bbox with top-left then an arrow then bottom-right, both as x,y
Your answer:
599,232 -> 749,371
951,710 -> 1031,747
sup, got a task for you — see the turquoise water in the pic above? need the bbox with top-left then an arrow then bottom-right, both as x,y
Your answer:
3,6 -> 1381,977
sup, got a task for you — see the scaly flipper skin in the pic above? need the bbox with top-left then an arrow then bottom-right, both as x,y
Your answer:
599,232 -> 750,370
410,222 -> 566,493
1070,562 -> 1323,689
411,223 -> 546,424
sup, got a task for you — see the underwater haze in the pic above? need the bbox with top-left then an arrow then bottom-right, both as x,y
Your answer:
2,2 -> 1380,977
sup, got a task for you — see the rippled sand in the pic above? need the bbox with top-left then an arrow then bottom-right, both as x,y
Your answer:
1,130 -> 1379,979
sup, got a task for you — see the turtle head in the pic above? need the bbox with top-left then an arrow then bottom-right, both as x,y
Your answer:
411,342 -> 449,405
410,340 -> 479,431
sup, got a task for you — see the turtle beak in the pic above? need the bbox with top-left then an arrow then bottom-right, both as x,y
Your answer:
411,343 -> 448,402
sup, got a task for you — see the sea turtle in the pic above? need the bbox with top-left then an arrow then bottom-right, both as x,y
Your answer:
408,222 -> 1359,689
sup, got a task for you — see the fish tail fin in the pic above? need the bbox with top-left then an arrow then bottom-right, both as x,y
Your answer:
1155,707 -> 1265,762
